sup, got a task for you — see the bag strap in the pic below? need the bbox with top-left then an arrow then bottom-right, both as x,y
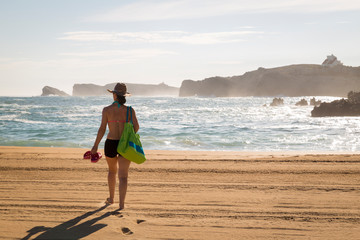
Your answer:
126,106 -> 129,122
126,106 -> 133,123
130,106 -> 133,123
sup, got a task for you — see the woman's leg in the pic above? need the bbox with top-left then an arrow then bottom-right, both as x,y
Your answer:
118,156 -> 131,209
106,156 -> 118,204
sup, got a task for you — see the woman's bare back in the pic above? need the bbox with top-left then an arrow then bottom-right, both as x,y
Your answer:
105,104 -> 128,140
104,103 -> 139,140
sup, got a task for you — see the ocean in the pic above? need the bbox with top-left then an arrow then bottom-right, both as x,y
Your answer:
1,96 -> 359,152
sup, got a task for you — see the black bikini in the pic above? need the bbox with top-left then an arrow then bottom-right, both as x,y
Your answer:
104,139 -> 120,158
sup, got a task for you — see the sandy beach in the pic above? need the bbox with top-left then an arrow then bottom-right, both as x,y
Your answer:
0,146 -> 359,239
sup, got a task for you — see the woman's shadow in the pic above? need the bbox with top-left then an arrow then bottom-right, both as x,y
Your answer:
21,205 -> 120,240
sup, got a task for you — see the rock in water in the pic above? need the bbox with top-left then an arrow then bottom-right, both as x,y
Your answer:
295,99 -> 308,106
41,86 -> 70,96
348,91 -> 360,104
310,98 -> 321,106
270,98 -> 284,106
311,91 -> 360,117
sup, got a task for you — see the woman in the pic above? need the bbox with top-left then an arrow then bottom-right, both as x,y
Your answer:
91,83 -> 139,210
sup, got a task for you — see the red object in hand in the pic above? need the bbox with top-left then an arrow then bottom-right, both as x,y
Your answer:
83,151 -> 91,159
83,151 -> 102,163
91,152 -> 102,163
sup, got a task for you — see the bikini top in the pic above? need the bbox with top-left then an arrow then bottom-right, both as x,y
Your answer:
108,120 -> 127,123
107,101 -> 129,123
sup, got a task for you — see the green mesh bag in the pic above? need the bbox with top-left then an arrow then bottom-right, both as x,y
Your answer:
117,106 -> 146,164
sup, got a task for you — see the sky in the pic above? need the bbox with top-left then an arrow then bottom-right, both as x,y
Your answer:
0,0 -> 360,96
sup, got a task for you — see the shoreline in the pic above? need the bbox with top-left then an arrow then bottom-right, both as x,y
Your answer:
1,146 -> 359,239
2,145 -> 360,155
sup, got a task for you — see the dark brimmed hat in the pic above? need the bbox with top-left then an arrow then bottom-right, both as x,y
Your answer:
107,83 -> 130,96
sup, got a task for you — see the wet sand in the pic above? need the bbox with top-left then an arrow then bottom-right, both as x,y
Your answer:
0,146 -> 359,239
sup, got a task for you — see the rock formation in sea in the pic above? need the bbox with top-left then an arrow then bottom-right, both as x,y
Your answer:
73,82 -> 179,96
179,55 -> 360,97
270,98 -> 284,106
295,99 -> 308,106
310,98 -> 321,107
41,86 -> 70,96
311,91 -> 360,117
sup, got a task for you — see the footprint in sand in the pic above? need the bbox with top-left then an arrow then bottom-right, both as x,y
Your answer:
111,211 -> 123,218
136,219 -> 146,224
121,227 -> 133,235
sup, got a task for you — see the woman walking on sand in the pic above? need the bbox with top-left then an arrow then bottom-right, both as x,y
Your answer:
91,83 -> 139,210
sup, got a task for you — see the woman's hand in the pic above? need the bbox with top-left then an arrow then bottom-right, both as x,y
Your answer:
91,146 -> 98,155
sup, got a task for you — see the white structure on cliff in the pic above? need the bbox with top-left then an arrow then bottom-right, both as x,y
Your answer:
322,54 -> 343,67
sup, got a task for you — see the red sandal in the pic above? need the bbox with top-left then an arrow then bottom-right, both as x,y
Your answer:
83,151 -> 102,163
91,152 -> 102,163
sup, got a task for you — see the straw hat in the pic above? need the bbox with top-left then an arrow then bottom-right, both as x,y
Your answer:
107,83 -> 130,96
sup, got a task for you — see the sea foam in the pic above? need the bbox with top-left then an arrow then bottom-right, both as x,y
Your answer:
1,96 -> 359,151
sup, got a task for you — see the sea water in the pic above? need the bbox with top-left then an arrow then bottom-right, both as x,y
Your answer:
1,96 -> 359,151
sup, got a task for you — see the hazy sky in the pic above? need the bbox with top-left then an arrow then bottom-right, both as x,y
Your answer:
1,0 -> 360,96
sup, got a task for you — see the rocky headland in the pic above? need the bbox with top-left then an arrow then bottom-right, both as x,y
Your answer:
41,82 -> 179,96
179,55 -> 360,97
73,82 -> 178,96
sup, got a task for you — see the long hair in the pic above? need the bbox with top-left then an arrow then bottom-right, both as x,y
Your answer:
116,94 -> 126,105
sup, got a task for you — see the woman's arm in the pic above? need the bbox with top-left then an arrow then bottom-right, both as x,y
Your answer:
132,108 -> 139,133
91,108 -> 107,154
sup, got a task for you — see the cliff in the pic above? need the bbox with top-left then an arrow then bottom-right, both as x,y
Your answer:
73,82 -> 179,96
41,86 -> 70,96
179,64 -> 360,97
